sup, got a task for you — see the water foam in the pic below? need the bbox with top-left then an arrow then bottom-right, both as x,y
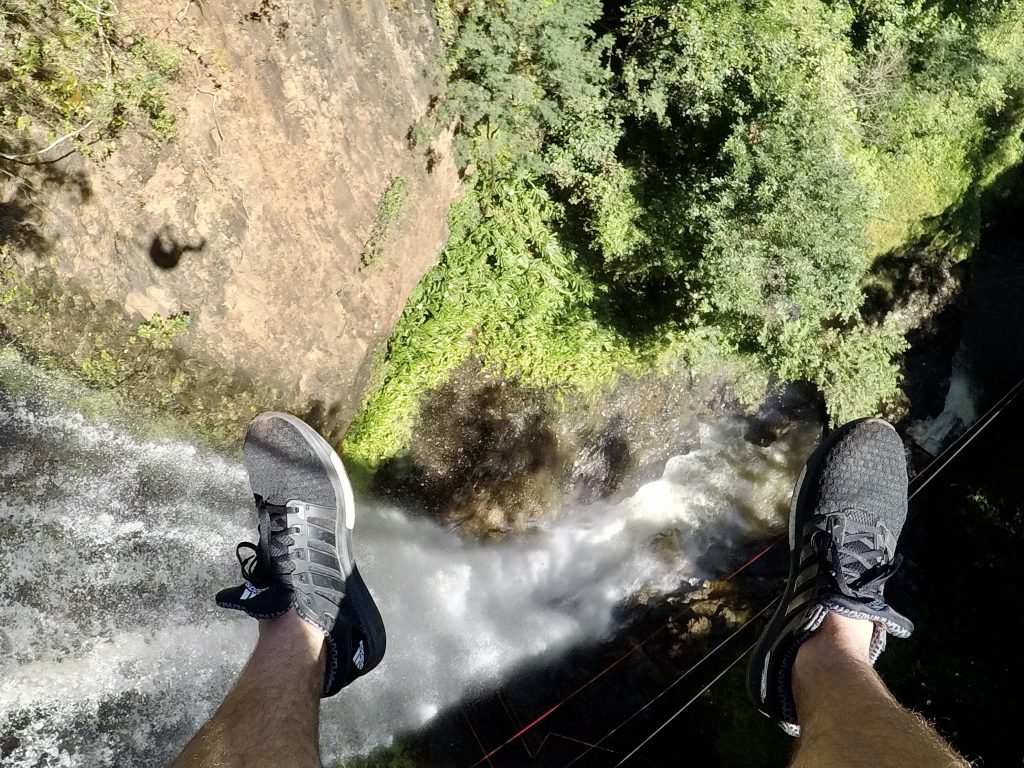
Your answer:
0,388 -> 814,766
909,346 -> 979,455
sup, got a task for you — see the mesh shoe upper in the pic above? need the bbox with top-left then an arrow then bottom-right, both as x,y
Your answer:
812,421 -> 909,543
748,418 -> 914,735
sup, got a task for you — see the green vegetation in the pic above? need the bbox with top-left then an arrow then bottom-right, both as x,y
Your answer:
344,182 -> 639,468
76,312 -> 190,389
0,263 -> 310,448
0,0 -> 179,159
344,0 -> 1024,468
362,176 -> 411,267
336,742 -> 419,768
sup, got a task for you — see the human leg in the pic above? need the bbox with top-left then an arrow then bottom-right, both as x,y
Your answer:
171,413 -> 386,766
171,610 -> 326,768
788,613 -> 968,768
748,418 -> 968,764
748,419 -> 915,733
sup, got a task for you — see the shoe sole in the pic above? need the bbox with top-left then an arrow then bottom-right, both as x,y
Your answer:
746,417 -> 897,713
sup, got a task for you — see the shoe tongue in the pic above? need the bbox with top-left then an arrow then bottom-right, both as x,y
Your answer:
843,508 -> 876,526
257,501 -> 271,557
841,506 -> 904,546
257,500 -> 290,560
841,510 -> 875,556
826,511 -> 897,577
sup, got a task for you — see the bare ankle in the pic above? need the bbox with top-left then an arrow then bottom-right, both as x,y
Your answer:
258,608 -> 326,659
791,612 -> 884,733
794,612 -> 874,678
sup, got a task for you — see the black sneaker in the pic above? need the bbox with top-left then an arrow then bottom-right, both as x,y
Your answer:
747,418 -> 913,735
216,412 -> 386,696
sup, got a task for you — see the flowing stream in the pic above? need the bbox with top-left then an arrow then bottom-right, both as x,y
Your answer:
0,356 -> 818,766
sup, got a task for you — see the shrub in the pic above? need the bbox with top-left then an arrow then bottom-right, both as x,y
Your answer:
0,0 -> 179,159
345,0 -> 1024,466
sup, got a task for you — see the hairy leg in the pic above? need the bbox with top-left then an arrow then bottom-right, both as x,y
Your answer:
172,609 -> 326,768
789,613 -> 968,768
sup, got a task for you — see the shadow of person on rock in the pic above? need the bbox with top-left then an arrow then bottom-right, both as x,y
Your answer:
149,226 -> 207,270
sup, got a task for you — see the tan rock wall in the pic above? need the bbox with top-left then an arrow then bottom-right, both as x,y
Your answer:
16,0 -> 459,427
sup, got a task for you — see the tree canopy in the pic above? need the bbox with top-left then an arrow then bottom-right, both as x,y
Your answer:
345,0 -> 1024,468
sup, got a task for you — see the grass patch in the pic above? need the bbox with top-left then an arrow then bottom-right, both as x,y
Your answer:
0,0 -> 180,159
361,176 -> 410,267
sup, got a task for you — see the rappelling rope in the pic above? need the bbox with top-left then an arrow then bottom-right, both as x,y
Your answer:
467,540 -> 784,768
560,600 -> 777,768
613,639 -> 753,767
469,373 -> 1024,767
607,373 -> 1024,766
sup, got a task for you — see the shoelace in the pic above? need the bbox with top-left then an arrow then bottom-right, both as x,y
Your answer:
814,517 -> 903,601
234,499 -> 297,587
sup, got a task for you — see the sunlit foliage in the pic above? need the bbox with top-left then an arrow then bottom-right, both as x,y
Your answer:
345,0 -> 1024,467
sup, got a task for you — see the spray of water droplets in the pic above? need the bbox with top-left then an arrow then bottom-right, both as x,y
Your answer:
0,382 -> 815,766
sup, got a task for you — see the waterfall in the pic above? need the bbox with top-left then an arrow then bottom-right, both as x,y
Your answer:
908,344 -> 979,455
0,360 -> 816,766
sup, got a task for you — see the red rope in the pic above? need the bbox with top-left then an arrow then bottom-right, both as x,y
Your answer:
467,540 -> 781,766
468,636 -> 649,767
723,540 -> 778,582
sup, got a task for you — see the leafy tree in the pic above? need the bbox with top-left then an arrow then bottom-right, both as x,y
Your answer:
346,0 -> 1024,465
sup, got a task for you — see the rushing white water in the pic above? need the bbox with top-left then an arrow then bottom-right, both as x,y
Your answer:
909,345 -> 980,455
0,374 -> 816,767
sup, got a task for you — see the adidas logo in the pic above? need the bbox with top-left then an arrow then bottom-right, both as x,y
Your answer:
240,581 -> 268,601
352,640 -> 365,671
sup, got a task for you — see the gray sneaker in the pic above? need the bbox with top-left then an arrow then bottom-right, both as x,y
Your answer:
747,418 -> 914,735
216,412 -> 386,696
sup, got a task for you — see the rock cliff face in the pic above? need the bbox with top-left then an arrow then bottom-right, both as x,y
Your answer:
11,0 -> 459,427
